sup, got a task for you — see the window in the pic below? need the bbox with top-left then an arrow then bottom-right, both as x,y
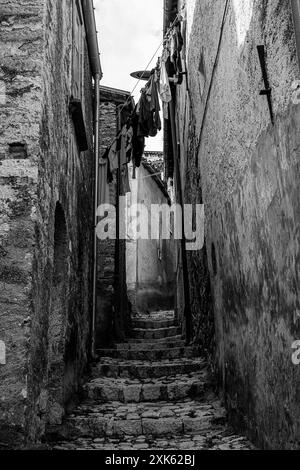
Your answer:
72,0 -> 84,100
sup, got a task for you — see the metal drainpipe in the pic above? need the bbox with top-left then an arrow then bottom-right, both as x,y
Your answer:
92,73 -> 101,358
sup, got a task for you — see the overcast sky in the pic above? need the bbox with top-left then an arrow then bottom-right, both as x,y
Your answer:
95,0 -> 164,151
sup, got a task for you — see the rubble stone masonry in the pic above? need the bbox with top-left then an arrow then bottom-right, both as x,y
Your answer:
96,99 -> 117,347
175,0 -> 300,448
0,0 -> 95,447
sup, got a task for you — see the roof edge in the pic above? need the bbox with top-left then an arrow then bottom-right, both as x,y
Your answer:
142,160 -> 170,203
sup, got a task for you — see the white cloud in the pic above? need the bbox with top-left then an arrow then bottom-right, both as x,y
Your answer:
95,0 -> 164,150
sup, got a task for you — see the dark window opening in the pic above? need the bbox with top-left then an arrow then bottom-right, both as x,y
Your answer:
8,142 -> 28,159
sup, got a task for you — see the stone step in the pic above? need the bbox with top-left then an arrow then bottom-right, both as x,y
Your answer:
97,346 -> 200,361
133,310 -> 175,322
83,370 -> 210,403
47,398 -> 228,440
114,339 -> 185,350
131,326 -> 181,340
92,357 -> 206,379
132,318 -> 175,330
51,432 -> 254,450
127,335 -> 183,344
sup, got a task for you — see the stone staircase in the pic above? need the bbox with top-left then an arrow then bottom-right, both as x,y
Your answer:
47,311 -> 254,450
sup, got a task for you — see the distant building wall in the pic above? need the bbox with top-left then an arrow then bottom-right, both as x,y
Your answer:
126,161 -> 175,314
96,99 -> 117,346
96,86 -> 133,346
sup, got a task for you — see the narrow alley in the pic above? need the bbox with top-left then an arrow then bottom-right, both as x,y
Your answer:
47,310 -> 253,451
2,0 -> 300,455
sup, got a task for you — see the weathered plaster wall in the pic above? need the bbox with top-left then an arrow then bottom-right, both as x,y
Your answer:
176,0 -> 300,448
0,0 -> 95,447
126,163 -> 175,314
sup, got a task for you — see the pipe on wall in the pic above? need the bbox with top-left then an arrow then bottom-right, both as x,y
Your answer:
91,73 -> 100,357
81,0 -> 102,355
82,0 -> 102,78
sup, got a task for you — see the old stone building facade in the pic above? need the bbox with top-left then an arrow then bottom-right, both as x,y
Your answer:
164,0 -> 300,449
3,0 -> 300,453
96,85 -> 134,348
0,0 -> 101,448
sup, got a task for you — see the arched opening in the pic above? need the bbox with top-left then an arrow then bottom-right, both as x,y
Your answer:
47,202 -> 69,425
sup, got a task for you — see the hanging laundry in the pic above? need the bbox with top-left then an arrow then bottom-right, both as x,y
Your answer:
116,133 -> 122,152
164,19 -> 184,85
159,50 -> 172,120
180,6 -> 187,61
151,70 -> 162,134
108,140 -> 118,171
138,73 -> 161,138
98,157 -> 110,205
120,125 -> 128,166
118,124 -> 134,166
131,108 -> 145,168
120,163 -> 131,196
170,29 -> 177,68
174,23 -> 183,73
107,155 -> 113,184
126,125 -> 133,162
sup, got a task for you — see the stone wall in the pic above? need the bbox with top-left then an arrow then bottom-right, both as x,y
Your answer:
0,0 -> 95,447
175,0 -> 300,448
96,89 -> 134,346
0,0 -> 45,447
96,100 -> 117,346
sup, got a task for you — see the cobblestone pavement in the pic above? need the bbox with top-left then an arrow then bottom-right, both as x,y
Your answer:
47,312 -> 255,450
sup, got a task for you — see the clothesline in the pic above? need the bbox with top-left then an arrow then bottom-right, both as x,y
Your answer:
98,7 -> 186,206
100,12 -> 181,159
136,171 -> 163,180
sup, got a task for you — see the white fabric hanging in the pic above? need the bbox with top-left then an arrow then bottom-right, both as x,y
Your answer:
159,49 -> 172,119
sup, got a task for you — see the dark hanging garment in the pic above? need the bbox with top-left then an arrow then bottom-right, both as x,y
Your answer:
149,73 -> 161,136
116,134 -> 122,152
138,75 -> 161,138
120,164 -> 131,195
132,108 -> 145,168
107,157 -> 113,183
101,147 -> 110,160
138,89 -> 152,137
169,23 -> 184,80
126,125 -> 133,162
